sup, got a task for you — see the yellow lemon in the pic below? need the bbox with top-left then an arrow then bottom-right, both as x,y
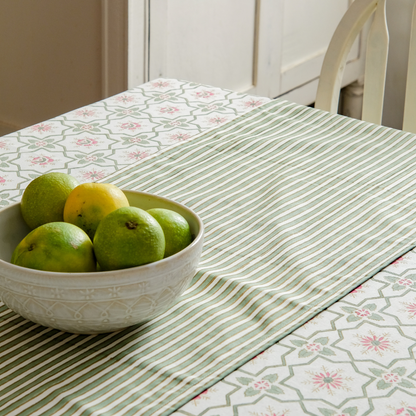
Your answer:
93,206 -> 165,271
63,183 -> 129,240
147,208 -> 192,257
11,222 -> 96,273
21,172 -> 79,229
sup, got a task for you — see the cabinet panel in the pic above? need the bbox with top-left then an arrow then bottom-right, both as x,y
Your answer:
149,0 -> 258,92
138,0 -> 366,105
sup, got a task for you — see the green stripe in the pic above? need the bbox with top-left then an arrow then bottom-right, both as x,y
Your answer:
3,99 -> 416,416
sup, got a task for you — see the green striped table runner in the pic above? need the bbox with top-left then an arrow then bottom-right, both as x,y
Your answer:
2,99 -> 416,415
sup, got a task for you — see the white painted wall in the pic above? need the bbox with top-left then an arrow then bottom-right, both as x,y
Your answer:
0,0 -> 105,130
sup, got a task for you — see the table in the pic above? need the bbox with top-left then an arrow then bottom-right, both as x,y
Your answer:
1,79 -> 415,416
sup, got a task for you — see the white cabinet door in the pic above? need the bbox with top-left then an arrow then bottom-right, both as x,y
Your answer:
129,0 -> 366,105
147,0 -> 280,97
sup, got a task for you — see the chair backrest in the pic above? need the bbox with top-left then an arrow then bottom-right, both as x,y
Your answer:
315,0 -> 416,134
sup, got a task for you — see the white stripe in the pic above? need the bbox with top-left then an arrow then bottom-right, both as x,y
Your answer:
25,198 -> 416,416
5,101 -> 416,415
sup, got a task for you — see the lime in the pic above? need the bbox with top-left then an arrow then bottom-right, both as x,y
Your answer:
21,172 -> 79,229
147,208 -> 192,257
64,182 -> 129,240
11,222 -> 96,273
93,206 -> 165,271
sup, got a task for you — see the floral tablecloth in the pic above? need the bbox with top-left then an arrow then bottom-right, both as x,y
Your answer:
173,249 -> 416,416
0,79 -> 269,206
0,79 -> 415,416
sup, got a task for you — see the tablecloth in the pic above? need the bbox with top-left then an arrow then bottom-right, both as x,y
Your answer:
1,80 -> 415,416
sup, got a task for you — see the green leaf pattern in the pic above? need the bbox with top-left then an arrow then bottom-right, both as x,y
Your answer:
237,373 -> 283,397
370,366 -> 415,391
291,336 -> 336,358
342,303 -> 384,322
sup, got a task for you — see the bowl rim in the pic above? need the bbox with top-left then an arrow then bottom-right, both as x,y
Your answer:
0,190 -> 204,284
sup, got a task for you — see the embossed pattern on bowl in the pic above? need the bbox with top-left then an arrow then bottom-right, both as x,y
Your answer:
0,190 -> 204,334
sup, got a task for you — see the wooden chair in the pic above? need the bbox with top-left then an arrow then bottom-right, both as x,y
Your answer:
315,0 -> 416,133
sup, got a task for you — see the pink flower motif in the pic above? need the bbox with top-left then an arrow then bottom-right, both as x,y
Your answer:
151,80 -> 171,89
392,256 -> 404,264
195,90 -> 215,99
35,141 -> 47,147
81,169 -> 106,181
351,285 -> 363,293
120,109 -> 134,115
169,132 -> 191,142
115,94 -> 135,103
31,155 -> 54,166
306,343 -> 322,352
383,373 -> 400,383
158,93 -> 172,100
0,141 -> 6,149
405,302 -> 416,316
128,137 -> 142,143
169,120 -> 182,126
192,389 -> 208,401
75,137 -> 98,147
127,150 -> 149,161
354,309 -> 371,317
80,124 -> 94,131
398,278 -> 412,286
206,104 -> 218,110
243,99 -> 264,108
253,380 -> 270,390
208,116 -> 227,125
30,123 -> 52,133
84,155 -> 98,162
74,109 -> 96,118
312,370 -> 344,391
394,408 -> 416,416
0,176 -> 6,185
160,106 -> 179,114
359,335 -> 391,352
120,122 -> 141,131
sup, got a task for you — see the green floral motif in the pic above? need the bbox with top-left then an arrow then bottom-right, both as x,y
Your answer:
383,272 -> 416,291
120,135 -> 152,146
74,152 -> 106,165
290,337 -> 336,358
150,92 -> 180,102
72,122 -> 102,133
197,102 -> 228,113
0,193 -> 10,206
318,406 -> 358,416
27,138 -> 57,150
236,373 -> 283,397
112,108 -> 143,117
341,303 -> 384,322
387,405 -> 416,416
158,118 -> 193,129
0,156 -> 10,168
369,366 -> 415,390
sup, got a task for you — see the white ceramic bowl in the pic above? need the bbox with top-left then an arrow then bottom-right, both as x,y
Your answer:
0,190 -> 204,334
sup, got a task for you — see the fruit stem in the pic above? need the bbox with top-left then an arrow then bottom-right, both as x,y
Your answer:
125,221 -> 137,230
